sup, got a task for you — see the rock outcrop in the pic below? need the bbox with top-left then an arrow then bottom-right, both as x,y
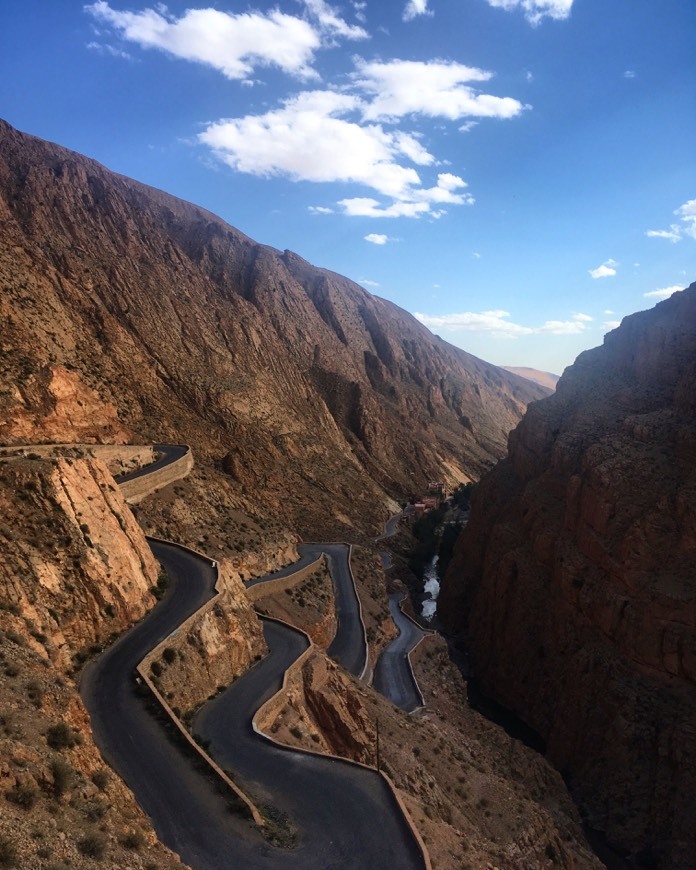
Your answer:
440,283 -> 696,867
0,117 -> 547,536
148,560 -> 267,718
0,456 -> 158,669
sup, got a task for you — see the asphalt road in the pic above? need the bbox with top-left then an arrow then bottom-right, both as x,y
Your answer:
373,593 -> 427,712
248,543 -> 367,678
114,443 -> 188,483
82,541 -> 424,869
80,541 -> 268,868
195,617 -> 425,869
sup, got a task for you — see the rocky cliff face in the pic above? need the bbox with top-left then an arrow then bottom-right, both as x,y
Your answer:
0,456 -> 158,669
440,284 -> 696,867
0,456 -> 184,868
150,560 -> 267,718
0,118 -> 546,536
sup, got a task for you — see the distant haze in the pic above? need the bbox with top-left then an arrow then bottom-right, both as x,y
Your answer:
502,367 -> 560,392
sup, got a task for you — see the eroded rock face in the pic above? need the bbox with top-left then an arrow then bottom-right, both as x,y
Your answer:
151,561 -> 267,716
440,284 -> 696,868
0,118 -> 547,535
0,456 -> 157,669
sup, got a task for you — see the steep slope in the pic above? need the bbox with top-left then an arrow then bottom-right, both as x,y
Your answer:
0,118 -> 546,536
440,284 -> 696,867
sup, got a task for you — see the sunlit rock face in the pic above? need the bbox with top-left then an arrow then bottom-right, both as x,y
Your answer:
440,283 -> 696,868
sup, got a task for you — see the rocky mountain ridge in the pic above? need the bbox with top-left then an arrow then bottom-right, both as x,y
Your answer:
0,117 -> 546,537
440,283 -> 696,867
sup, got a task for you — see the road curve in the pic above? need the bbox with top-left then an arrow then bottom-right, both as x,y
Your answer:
374,593 -> 427,712
195,616 -> 424,869
114,443 -> 189,483
373,510 -> 429,712
80,450 -> 423,868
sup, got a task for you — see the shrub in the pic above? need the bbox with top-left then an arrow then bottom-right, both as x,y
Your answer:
121,830 -> 146,850
5,781 -> 39,809
77,831 -> 107,859
50,758 -> 74,799
91,769 -> 109,792
46,722 -> 79,750
0,835 -> 18,867
162,647 -> 177,665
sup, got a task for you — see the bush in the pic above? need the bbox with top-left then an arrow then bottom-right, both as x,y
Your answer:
5,781 -> 39,809
77,831 -> 107,859
50,758 -> 74,799
46,722 -> 79,750
121,830 -> 146,850
91,769 -> 109,792
0,835 -> 18,867
162,647 -> 177,665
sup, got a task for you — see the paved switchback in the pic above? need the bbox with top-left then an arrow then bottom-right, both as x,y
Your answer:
79,449 -> 423,869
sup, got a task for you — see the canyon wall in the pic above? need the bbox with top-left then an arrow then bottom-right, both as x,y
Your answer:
0,118 -> 547,537
440,284 -> 696,867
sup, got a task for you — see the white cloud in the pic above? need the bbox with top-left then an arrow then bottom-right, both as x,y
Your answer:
603,320 -> 621,331
623,70 -> 636,79
572,312 -> 593,322
338,172 -> 474,218
484,0 -> 574,26
200,91 -> 418,196
308,205 -> 334,214
675,198 -> 696,239
365,233 -> 390,244
359,277 -> 380,287
604,309 -> 615,315
643,285 -> 682,300
459,121 -> 479,133
353,58 -> 527,122
414,308 -> 591,338
473,252 -> 481,259
301,0 -> 368,39
403,0 -> 431,21
646,197 -> 696,242
589,258 -> 617,279
86,1 -> 326,80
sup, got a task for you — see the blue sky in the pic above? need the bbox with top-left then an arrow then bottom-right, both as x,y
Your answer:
3,0 -> 695,374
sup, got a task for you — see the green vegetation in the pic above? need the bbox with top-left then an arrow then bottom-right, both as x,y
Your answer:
77,830 -> 107,859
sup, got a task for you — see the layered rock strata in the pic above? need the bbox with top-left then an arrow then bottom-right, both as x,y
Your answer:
440,284 -> 696,867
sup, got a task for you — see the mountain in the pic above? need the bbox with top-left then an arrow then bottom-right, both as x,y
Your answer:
440,284 -> 696,867
0,118 -> 547,537
502,367 -> 559,391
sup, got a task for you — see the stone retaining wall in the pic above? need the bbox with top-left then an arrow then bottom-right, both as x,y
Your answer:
245,556 -> 324,602
119,448 -> 193,504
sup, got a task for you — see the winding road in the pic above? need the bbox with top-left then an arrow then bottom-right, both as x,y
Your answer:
373,509 -> 430,713
374,593 -> 427,711
80,449 -> 425,869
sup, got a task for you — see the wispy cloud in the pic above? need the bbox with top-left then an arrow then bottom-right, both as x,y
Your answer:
646,197 -> 696,243
359,277 -> 380,287
403,0 -> 432,22
603,320 -> 621,331
414,309 -> 591,338
308,205 -> 334,214
589,258 -> 617,279
484,0 -> 574,26
623,69 -> 636,79
643,285 -> 682,300
86,40 -> 132,60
